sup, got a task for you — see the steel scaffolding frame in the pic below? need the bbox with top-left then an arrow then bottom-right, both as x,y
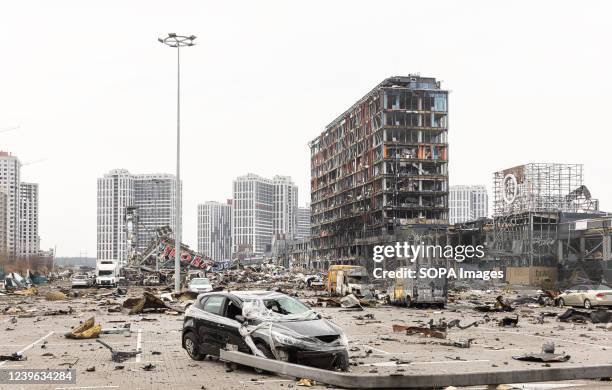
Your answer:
492,163 -> 599,266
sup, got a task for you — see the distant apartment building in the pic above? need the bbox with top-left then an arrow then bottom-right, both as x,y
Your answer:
97,169 -> 179,266
97,169 -> 134,265
296,206 -> 310,239
133,174 -> 177,253
310,76 -> 449,267
231,173 -> 299,257
449,185 -> 488,224
19,182 -> 39,255
232,174 -> 274,256
0,151 -> 21,258
198,201 -> 232,261
0,191 -> 7,257
273,175 -> 298,239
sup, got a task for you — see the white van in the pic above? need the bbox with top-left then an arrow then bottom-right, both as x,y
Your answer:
96,259 -> 118,287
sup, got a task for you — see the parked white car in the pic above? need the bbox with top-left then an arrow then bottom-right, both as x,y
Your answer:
187,278 -> 213,294
71,274 -> 94,288
558,284 -> 612,309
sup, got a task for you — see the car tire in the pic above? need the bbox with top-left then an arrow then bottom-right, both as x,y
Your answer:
558,298 -> 565,307
183,332 -> 205,361
405,295 -> 412,307
584,299 -> 592,309
253,342 -> 275,374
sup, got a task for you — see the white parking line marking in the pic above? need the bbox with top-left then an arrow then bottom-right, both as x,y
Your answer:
122,360 -> 163,364
0,331 -> 54,367
359,344 -> 391,354
135,328 -> 142,363
55,386 -> 119,390
239,379 -> 293,384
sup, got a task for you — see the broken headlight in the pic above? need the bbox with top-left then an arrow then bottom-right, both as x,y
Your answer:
272,332 -> 303,347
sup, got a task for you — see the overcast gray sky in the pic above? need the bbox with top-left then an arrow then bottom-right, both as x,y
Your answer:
1,1 -> 610,257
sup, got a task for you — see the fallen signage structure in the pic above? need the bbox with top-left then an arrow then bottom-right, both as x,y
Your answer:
221,350 -> 612,389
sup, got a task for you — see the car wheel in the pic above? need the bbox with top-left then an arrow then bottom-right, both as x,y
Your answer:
253,342 -> 275,374
405,295 -> 412,307
558,298 -> 565,307
584,299 -> 592,309
183,332 -> 205,361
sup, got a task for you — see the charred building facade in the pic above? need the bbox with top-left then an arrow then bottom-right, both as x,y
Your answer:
492,163 -> 601,267
310,76 -> 449,268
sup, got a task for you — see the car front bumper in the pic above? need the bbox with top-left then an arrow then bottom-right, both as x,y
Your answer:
294,348 -> 349,371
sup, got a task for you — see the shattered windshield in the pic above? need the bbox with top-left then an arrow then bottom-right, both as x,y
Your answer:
98,270 -> 113,276
263,296 -> 311,315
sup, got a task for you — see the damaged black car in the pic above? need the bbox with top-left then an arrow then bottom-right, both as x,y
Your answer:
182,290 -> 349,371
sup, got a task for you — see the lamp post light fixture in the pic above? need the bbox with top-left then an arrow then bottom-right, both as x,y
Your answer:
158,33 -> 196,293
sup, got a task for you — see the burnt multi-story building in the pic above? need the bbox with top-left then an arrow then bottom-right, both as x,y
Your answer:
309,76 -> 449,268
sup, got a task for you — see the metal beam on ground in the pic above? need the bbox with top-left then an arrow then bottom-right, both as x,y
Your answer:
221,350 -> 612,389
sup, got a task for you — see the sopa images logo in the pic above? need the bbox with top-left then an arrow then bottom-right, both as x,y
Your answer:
503,173 -> 518,205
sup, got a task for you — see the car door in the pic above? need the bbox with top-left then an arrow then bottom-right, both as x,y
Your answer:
565,285 -> 580,305
221,299 -> 252,354
198,295 -> 227,356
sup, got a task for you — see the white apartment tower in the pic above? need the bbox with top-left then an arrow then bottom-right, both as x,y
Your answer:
273,175 -> 298,239
198,201 -> 232,261
97,170 -> 178,266
19,182 -> 39,256
296,205 -> 311,239
133,174 -> 177,253
449,185 -> 488,224
0,151 -> 21,258
232,174 -> 274,256
97,169 -> 134,265
0,191 -> 8,257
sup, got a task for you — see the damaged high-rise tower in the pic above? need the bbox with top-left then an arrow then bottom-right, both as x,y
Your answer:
310,76 -> 449,269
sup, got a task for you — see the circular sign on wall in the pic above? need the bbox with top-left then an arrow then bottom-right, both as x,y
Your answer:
502,173 -> 518,205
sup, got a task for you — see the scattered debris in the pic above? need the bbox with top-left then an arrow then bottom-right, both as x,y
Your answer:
96,339 -> 141,363
122,291 -> 183,315
513,342 -> 570,363
101,323 -> 131,334
339,294 -> 363,310
65,317 -> 101,339
45,291 -> 67,301
392,324 -> 446,339
0,353 -> 26,361
142,363 -> 155,371
558,308 -> 612,324
474,296 -> 514,312
86,366 -> 96,372
499,315 -> 519,327
297,378 -> 314,387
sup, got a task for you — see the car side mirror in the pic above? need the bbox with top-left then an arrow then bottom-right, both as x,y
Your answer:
235,315 -> 246,323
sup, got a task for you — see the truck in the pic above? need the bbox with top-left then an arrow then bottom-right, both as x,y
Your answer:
95,259 -> 119,287
388,265 -> 447,307
326,265 -> 368,296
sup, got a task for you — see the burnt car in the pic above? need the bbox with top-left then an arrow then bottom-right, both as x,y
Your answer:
182,290 -> 349,371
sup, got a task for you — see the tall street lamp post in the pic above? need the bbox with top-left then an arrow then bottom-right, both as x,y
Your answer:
158,33 -> 196,292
